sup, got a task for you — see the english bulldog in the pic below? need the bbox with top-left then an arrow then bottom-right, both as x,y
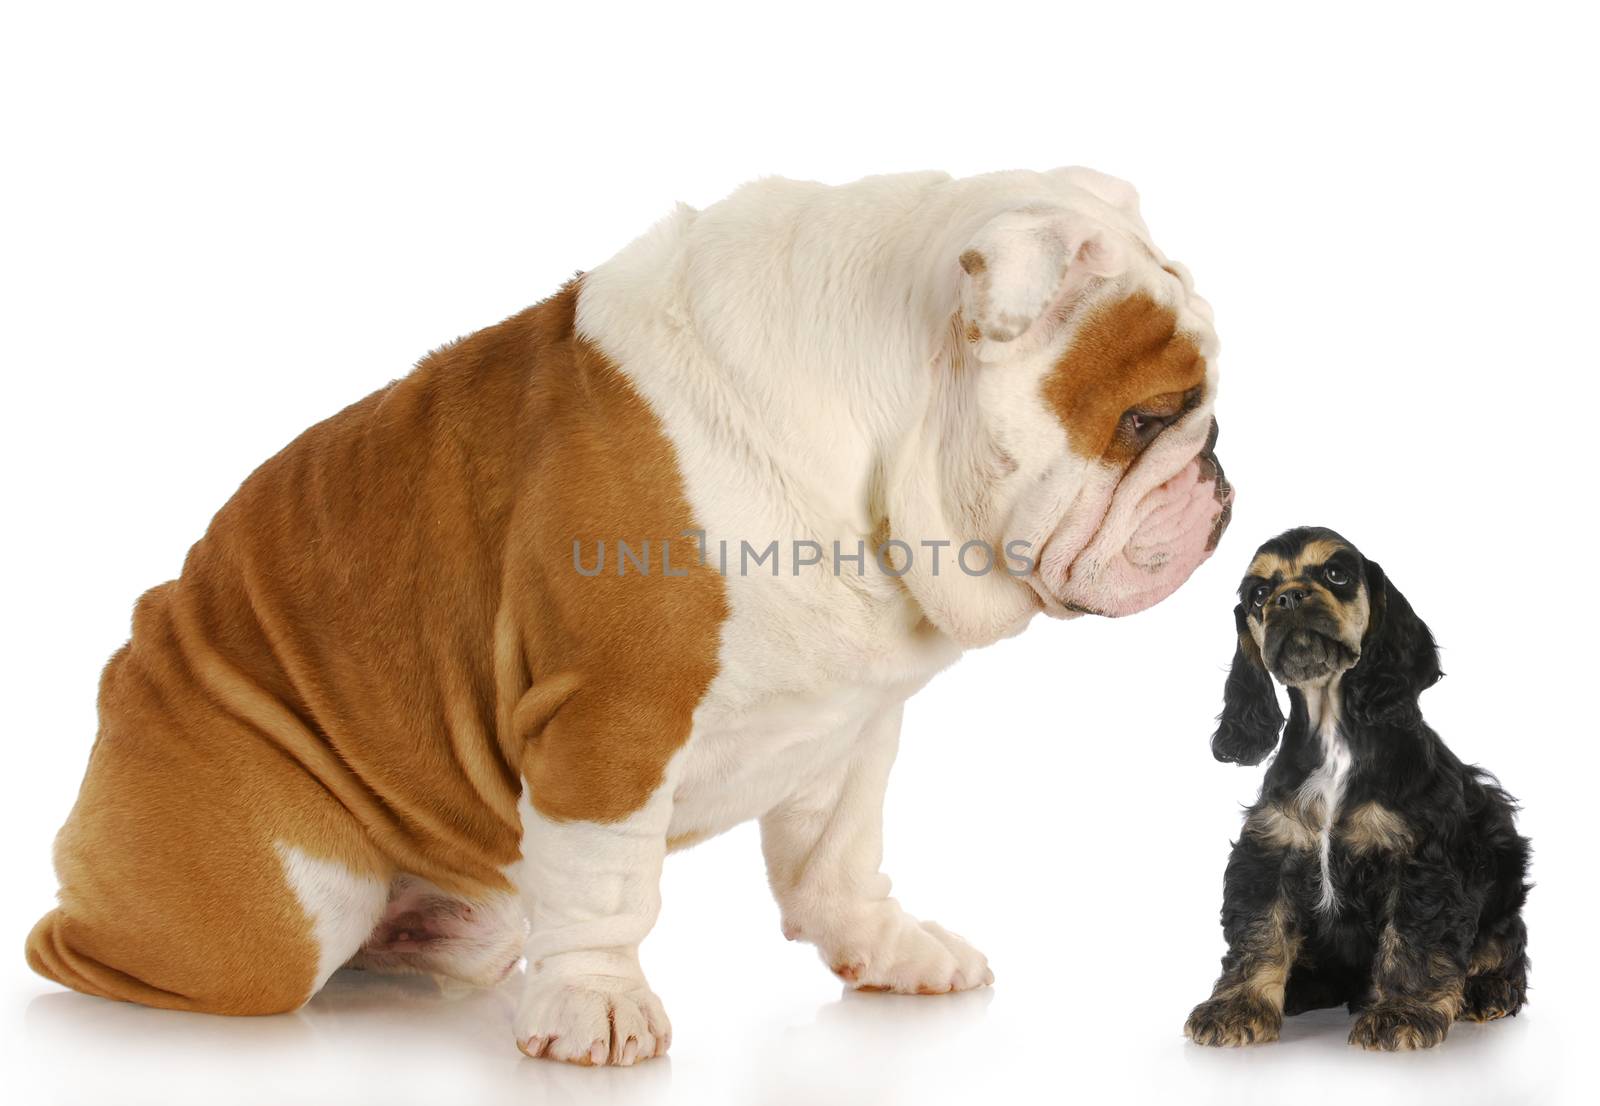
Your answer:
28,168 -> 1230,1065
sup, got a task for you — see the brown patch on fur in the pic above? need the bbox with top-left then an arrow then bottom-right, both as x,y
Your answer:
1342,802 -> 1413,856
1468,937 -> 1509,977
26,280 -> 728,1015
958,249 -> 986,275
1244,802 -> 1319,852
1040,292 -> 1205,462
510,299 -> 727,824
1245,541 -> 1346,585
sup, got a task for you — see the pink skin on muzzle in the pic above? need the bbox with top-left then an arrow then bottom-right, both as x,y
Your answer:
1033,417 -> 1232,618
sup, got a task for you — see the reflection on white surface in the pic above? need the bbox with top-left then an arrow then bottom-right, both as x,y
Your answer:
18,966 -> 1003,1106
15,961 -> 1567,1106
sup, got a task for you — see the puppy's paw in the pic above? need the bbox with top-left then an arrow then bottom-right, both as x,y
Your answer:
816,907 -> 992,995
515,975 -> 671,1066
1184,996 -> 1281,1046
1349,1000 -> 1450,1050
1457,974 -> 1524,1023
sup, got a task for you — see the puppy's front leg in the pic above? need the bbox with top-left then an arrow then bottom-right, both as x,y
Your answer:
761,704 -> 992,994
1348,864 -> 1471,1051
513,789 -> 671,1066
1186,841 -> 1301,1046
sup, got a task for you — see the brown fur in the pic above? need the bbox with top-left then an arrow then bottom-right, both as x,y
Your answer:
1039,292 -> 1205,462
26,281 -> 728,1014
1342,802 -> 1413,856
1245,540 -> 1347,582
1244,802 -> 1319,852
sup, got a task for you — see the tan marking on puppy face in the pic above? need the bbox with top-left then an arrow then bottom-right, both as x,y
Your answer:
1241,536 -> 1372,679
1039,292 -> 1206,463
1342,802 -> 1413,855
1244,802 -> 1319,852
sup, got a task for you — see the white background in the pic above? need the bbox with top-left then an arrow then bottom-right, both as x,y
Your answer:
2,3 -> 1595,1104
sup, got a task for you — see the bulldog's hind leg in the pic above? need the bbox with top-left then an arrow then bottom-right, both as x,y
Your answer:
26,692 -> 390,1014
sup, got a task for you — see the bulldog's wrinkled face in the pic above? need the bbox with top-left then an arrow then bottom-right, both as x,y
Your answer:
948,168 -> 1231,622
1238,531 -> 1371,688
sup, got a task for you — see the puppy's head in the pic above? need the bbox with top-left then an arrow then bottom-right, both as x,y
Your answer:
1241,527 -> 1371,688
1210,526 -> 1442,763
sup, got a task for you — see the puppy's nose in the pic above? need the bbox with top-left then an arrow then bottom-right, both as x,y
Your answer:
1276,588 -> 1309,610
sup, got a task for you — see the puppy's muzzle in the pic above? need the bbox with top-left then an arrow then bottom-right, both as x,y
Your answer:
1264,609 -> 1355,685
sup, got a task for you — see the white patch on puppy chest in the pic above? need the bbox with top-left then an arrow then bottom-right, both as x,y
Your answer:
1296,685 -> 1351,915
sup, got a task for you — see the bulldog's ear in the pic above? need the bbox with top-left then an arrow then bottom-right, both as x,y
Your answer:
1211,603 -> 1285,765
958,208 -> 1126,345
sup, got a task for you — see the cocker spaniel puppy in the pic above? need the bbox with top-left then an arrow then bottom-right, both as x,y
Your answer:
1185,526 -> 1530,1050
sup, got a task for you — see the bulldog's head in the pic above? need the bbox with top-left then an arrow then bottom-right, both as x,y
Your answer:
890,168 -> 1230,645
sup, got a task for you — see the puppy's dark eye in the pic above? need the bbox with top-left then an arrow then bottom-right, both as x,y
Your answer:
1250,584 -> 1271,607
1324,566 -> 1349,586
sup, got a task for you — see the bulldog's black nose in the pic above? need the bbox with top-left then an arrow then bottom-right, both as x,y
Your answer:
1276,588 -> 1309,610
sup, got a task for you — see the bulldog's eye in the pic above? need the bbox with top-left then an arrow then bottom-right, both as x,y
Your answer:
1250,584 -> 1271,607
1121,408 -> 1168,442
1324,565 -> 1349,586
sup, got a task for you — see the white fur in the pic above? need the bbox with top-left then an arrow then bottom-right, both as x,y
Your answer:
273,842 -> 388,1001
512,792 -> 672,1065
1297,683 -> 1352,914
760,704 -> 991,992
508,168 -> 1222,1063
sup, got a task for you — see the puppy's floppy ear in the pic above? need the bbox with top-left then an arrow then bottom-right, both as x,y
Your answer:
1211,603 -> 1285,765
1344,559 -> 1442,725
958,207 -> 1125,348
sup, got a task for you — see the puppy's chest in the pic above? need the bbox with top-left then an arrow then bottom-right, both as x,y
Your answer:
1245,763 -> 1415,915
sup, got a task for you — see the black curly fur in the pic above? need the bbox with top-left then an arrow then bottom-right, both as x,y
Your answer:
1211,602 -> 1285,765
1189,527 -> 1532,1050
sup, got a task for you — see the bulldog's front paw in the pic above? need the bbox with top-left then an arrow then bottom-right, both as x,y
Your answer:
1184,996 -> 1281,1046
515,974 -> 671,1066
1348,1000 -> 1450,1051
808,905 -> 992,995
